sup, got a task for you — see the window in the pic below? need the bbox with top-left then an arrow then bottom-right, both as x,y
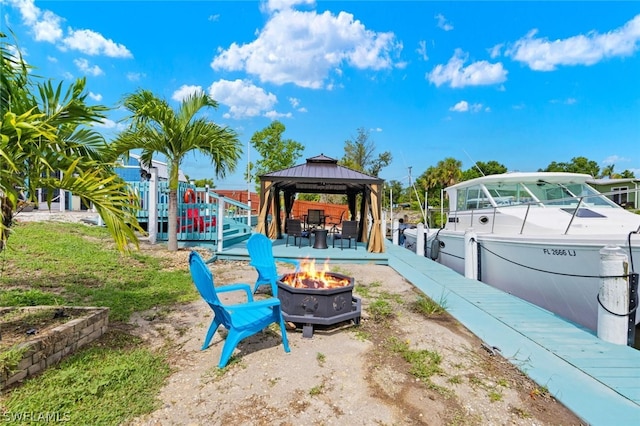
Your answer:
612,186 -> 628,206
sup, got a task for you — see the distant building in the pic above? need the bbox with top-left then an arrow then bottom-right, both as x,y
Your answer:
115,153 -> 188,183
588,178 -> 640,209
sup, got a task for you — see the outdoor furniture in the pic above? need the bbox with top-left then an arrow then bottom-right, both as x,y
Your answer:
326,211 -> 345,236
188,250 -> 290,368
285,218 -> 309,248
333,220 -> 358,250
304,209 -> 325,231
247,233 -> 299,294
312,229 -> 329,249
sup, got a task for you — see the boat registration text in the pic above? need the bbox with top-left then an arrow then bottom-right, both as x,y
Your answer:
542,248 -> 577,256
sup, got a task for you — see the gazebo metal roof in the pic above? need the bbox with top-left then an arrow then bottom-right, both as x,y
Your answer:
260,154 -> 382,194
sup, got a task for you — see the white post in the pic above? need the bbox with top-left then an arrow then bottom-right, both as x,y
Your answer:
597,245 -> 629,345
416,223 -> 425,257
148,167 -> 158,244
59,172 -> 65,212
217,196 -> 225,253
390,187 -> 393,228
464,228 -> 478,280
381,210 -> 387,243
205,185 -> 210,203
392,218 -> 399,245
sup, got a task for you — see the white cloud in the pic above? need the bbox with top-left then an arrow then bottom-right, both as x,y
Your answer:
73,58 -> 103,76
289,97 -> 300,108
449,101 -> 485,113
488,43 -> 503,59
172,85 -> 204,102
428,49 -> 507,88
602,155 -> 630,165
88,92 -> 102,101
32,10 -> 63,42
370,127 -> 383,132
94,117 -> 125,131
208,79 -> 279,119
211,6 -> 401,88
63,29 -> 132,58
126,72 -> 144,82
507,14 -> 640,71
450,101 -> 468,112
417,40 -> 428,61
264,110 -> 293,119
9,0 -> 132,58
434,13 -> 453,31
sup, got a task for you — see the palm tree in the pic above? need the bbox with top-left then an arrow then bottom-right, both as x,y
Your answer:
110,89 -> 242,251
600,164 -> 615,179
1,32 -> 142,253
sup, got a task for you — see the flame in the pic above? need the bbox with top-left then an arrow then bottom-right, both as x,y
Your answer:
282,258 -> 350,289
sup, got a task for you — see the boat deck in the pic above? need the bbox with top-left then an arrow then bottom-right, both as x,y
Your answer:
217,235 -> 640,424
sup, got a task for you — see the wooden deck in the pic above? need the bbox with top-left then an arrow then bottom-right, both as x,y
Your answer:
217,234 -> 640,424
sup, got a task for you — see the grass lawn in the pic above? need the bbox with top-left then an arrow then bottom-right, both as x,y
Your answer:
0,221 -> 198,425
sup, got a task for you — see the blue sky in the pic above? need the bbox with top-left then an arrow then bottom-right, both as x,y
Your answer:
3,0 -> 640,189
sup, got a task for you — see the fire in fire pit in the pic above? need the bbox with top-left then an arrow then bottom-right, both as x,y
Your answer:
277,259 -> 361,338
280,259 -> 351,289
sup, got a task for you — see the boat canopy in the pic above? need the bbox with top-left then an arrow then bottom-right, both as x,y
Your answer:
447,173 -> 620,211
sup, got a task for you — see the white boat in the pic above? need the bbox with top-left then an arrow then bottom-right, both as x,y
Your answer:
404,172 -> 640,332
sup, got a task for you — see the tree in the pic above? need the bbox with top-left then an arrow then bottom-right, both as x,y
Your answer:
249,121 -> 304,187
620,169 -> 636,179
416,157 -> 462,208
461,160 -> 507,181
111,89 -> 242,251
341,127 -> 392,177
1,33 -> 141,253
540,156 -> 600,177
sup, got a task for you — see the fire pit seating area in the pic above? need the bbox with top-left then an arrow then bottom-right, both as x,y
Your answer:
188,251 -> 290,368
277,259 -> 362,338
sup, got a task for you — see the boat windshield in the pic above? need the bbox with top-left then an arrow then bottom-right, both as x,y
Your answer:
456,180 -> 619,210
521,181 -> 617,207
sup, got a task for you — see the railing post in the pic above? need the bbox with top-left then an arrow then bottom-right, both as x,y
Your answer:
597,245 -> 629,345
392,219 -> 399,245
416,223 -> 425,257
464,228 -> 478,280
148,167 -> 158,244
381,210 -> 387,243
217,196 -> 225,253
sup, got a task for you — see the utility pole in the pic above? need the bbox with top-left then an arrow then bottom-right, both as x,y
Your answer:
408,166 -> 412,205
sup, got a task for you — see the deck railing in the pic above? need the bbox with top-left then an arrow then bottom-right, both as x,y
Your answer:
127,181 -> 251,245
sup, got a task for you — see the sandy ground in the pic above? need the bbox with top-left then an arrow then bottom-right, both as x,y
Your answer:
123,252 -> 583,426
13,211 -> 584,425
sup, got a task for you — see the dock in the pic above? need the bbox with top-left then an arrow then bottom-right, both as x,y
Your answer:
218,236 -> 640,425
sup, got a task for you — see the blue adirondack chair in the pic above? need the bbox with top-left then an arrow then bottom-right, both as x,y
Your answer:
188,251 -> 291,368
247,233 -> 300,294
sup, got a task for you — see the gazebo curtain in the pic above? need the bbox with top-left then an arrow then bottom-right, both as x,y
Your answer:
256,180 -> 274,235
257,179 -> 385,253
367,183 -> 384,253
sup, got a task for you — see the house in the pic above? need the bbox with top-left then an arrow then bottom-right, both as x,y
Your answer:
588,178 -> 640,209
115,153 -> 188,183
37,154 -> 188,212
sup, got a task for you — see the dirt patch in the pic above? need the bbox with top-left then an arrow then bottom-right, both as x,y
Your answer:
123,254 -> 584,426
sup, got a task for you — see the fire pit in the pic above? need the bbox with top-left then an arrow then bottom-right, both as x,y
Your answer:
277,260 -> 361,338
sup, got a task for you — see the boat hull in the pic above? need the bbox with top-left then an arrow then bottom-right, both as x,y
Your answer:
406,229 -> 640,332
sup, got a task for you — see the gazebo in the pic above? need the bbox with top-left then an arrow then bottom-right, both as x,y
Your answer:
255,154 -> 385,253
